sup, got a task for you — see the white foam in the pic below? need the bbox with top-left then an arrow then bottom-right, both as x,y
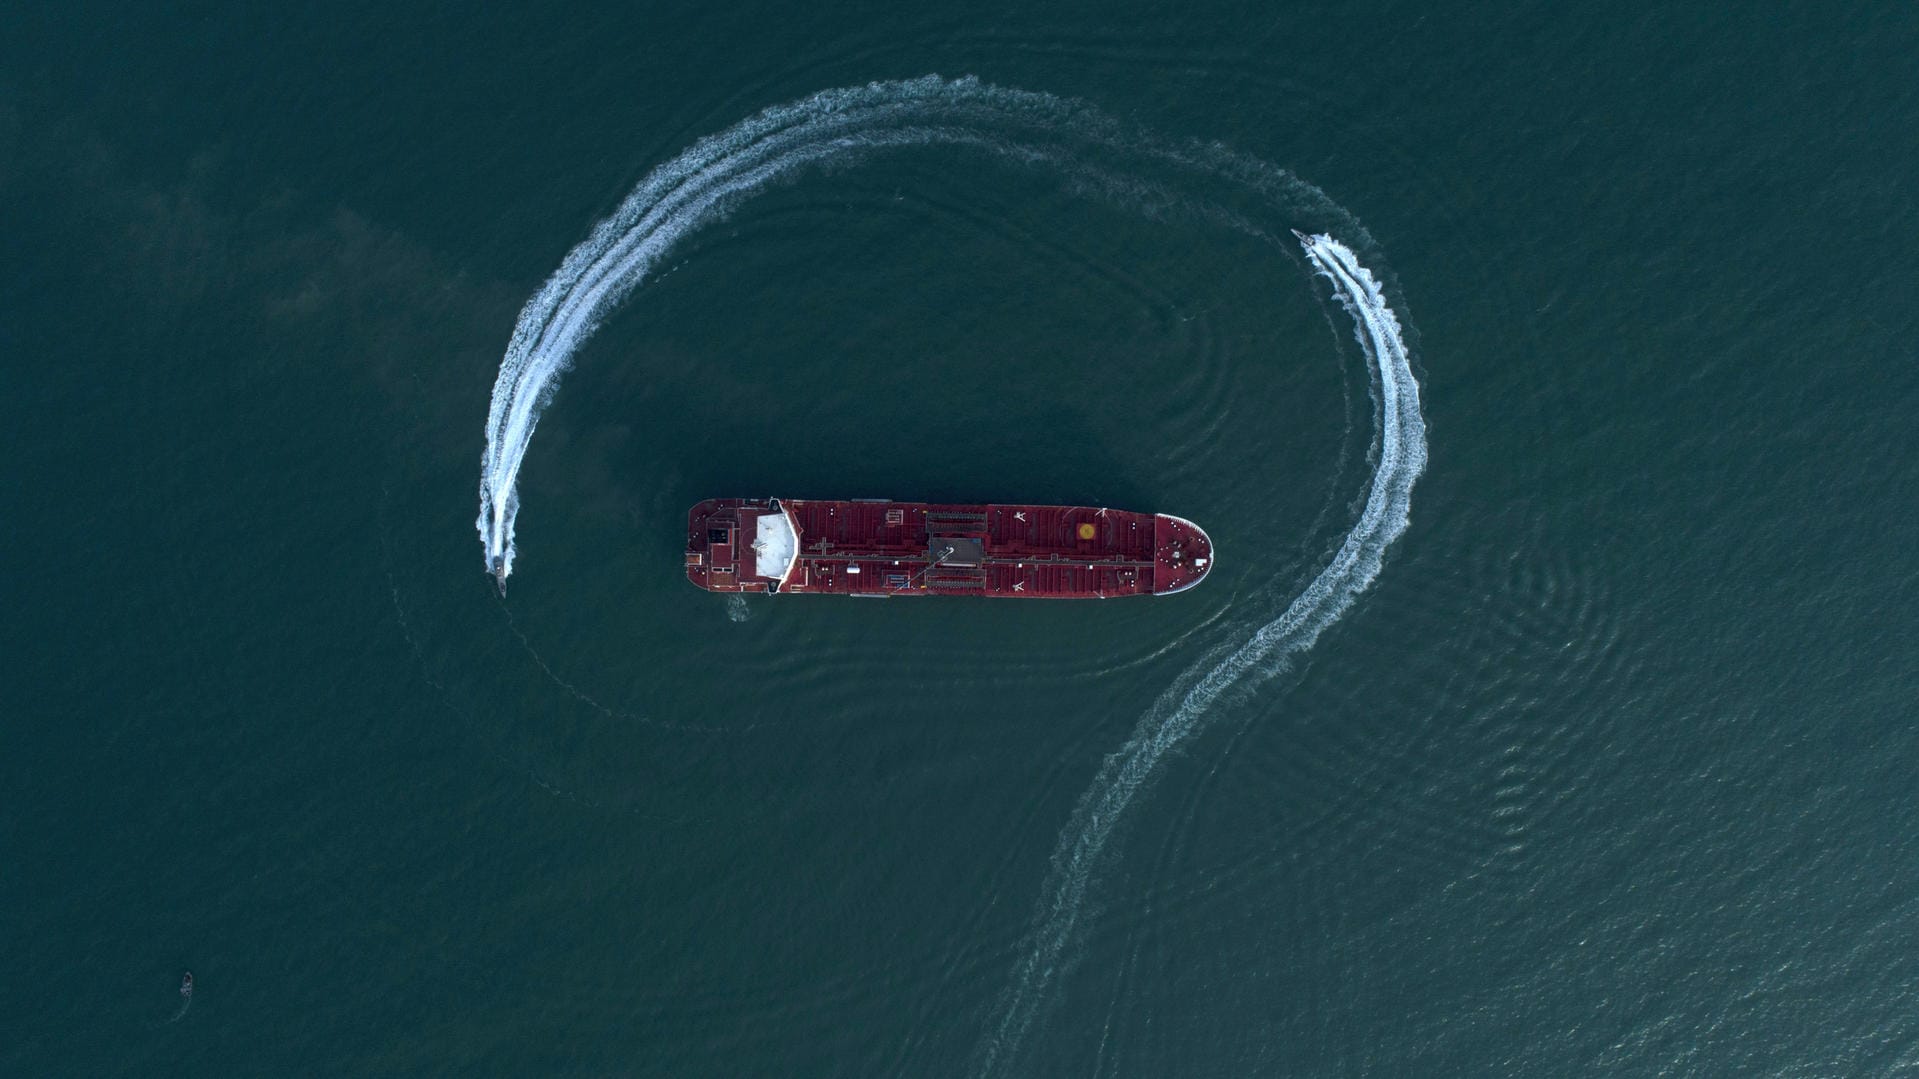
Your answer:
478,77 -> 1060,579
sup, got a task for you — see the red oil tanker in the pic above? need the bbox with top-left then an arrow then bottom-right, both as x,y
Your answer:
686,498 -> 1212,598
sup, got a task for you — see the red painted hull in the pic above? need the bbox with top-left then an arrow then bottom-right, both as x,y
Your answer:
686,498 -> 1212,598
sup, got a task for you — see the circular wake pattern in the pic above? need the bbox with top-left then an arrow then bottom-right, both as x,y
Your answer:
470,76 -> 1427,1073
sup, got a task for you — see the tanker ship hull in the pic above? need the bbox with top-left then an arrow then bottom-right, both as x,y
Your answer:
686,498 -> 1211,598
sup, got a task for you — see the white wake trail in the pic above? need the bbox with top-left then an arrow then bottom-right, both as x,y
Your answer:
477,77 -> 1101,580
972,232 -> 1426,1075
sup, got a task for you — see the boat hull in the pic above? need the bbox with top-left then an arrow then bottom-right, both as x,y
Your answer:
685,498 -> 1212,598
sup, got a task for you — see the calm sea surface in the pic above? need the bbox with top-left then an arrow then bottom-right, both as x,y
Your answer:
6,3 -> 1918,1075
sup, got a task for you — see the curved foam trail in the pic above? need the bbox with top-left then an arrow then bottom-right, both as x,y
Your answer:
478,76 -> 1126,579
972,233 -> 1426,1075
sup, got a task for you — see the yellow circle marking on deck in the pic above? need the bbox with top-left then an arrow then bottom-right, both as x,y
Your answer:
1077,523 -> 1097,540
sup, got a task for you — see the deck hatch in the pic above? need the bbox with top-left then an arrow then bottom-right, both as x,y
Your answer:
933,537 -> 986,567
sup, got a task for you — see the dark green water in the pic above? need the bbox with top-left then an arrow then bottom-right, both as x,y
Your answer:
7,4 -> 1919,1075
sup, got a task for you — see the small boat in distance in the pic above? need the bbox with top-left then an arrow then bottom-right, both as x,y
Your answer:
180,972 -> 193,998
686,498 -> 1213,598
491,555 -> 507,596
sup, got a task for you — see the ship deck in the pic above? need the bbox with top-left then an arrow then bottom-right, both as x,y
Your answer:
685,498 -> 1211,598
